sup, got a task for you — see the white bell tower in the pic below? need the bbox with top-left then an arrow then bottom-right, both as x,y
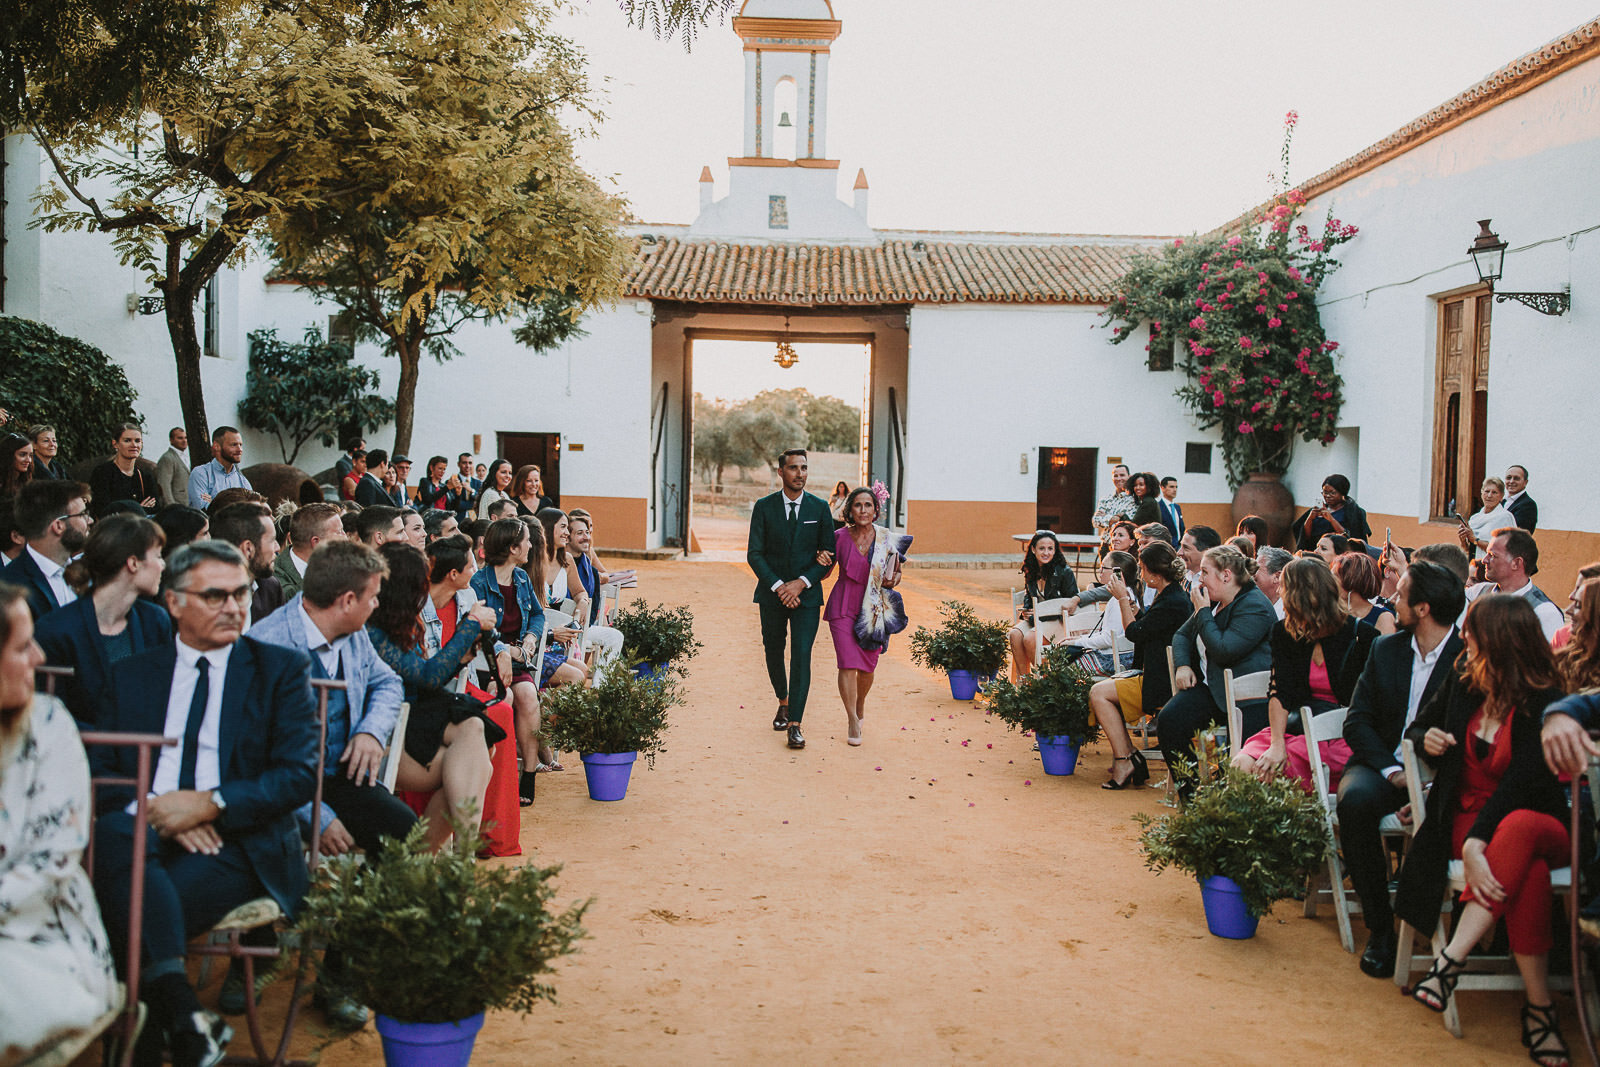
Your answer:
689,0 -> 873,242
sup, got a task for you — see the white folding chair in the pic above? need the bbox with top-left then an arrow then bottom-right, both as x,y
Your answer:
1031,597 -> 1072,671
597,583 -> 621,626
380,701 -> 410,793
1392,739 -> 1582,1038
1222,668 -> 1272,759
1010,588 -> 1026,622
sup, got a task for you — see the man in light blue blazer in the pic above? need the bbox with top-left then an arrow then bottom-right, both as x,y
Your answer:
248,541 -> 414,858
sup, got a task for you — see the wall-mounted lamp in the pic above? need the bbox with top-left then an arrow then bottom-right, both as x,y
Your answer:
126,293 -> 165,316
1467,220 -> 1570,316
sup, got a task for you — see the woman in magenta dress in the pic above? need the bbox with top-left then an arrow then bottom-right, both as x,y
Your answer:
821,487 -> 912,746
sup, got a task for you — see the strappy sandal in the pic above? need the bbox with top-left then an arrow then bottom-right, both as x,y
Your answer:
1408,948 -> 1466,1012
1521,1001 -> 1570,1067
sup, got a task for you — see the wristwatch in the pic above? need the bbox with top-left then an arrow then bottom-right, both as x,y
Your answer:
210,789 -> 228,814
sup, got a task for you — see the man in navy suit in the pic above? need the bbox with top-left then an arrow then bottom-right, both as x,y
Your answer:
1337,561 -> 1465,979
90,540 -> 318,1067
1157,476 -> 1185,543
1,478 -> 92,619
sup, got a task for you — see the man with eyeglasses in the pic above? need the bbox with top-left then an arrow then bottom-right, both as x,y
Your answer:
1,478 -> 92,619
88,540 -> 319,1067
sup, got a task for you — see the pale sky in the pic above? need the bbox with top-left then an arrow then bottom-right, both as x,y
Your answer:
553,1 -> 1599,235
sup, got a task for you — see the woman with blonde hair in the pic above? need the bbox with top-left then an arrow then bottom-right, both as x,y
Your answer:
1232,558 -> 1374,788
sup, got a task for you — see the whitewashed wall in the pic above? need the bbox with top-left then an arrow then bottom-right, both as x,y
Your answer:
904,303 -> 1230,508
1287,58 -> 1600,536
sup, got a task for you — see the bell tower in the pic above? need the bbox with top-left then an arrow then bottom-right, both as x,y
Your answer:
731,0 -> 842,162
691,1 -> 872,241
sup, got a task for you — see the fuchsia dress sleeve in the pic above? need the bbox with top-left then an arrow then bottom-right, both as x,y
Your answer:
825,526 -> 881,672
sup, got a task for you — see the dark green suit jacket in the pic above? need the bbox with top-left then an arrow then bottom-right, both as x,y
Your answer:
748,490 -> 834,608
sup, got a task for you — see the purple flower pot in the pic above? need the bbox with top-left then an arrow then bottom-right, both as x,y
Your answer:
580,750 -> 638,801
1198,875 -> 1259,939
1036,735 -> 1080,776
947,670 -> 980,700
375,1012 -> 483,1067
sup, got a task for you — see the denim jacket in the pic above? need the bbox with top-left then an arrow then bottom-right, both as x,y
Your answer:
470,564 -> 544,645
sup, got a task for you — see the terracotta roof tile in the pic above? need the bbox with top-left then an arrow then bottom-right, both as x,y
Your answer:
624,237 -> 1153,306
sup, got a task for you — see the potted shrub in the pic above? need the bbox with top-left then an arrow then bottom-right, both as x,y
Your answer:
980,648 -> 1100,775
609,599 -> 703,677
540,667 -> 681,801
1136,767 -> 1327,939
908,600 -> 1011,700
293,820 -> 587,1065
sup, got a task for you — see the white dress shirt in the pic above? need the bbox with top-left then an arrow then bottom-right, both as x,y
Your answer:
289,549 -> 310,578
1384,631 -> 1453,777
27,545 -> 77,608
1463,580 -> 1564,641
768,492 -> 813,592
298,601 -> 349,677
140,640 -> 235,808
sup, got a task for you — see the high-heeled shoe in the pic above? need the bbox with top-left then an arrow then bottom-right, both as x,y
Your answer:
1409,948 -> 1465,1013
1101,750 -> 1149,790
846,716 -> 863,746
1521,1001 -> 1570,1067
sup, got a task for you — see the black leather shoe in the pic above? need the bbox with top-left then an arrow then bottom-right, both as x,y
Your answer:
1359,927 -> 1398,978
786,724 -> 805,749
168,1010 -> 232,1067
773,707 -> 789,731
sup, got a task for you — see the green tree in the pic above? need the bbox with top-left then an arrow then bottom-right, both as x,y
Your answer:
238,327 -> 395,465
692,392 -> 764,489
263,0 -> 627,455
743,387 -> 860,453
727,395 -> 805,477
0,316 -> 140,467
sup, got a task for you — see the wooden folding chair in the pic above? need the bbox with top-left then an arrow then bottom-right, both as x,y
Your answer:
1392,739 -> 1589,1039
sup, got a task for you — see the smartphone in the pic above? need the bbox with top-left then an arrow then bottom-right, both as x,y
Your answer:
1385,527 -> 1392,544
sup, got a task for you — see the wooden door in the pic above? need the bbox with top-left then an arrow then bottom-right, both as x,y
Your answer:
1430,291 -> 1490,518
1037,447 -> 1097,534
495,432 -> 561,505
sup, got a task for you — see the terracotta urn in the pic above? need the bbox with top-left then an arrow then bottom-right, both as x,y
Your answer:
1231,472 -> 1295,549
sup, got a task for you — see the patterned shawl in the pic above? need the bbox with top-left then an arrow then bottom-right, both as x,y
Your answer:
854,525 -> 914,653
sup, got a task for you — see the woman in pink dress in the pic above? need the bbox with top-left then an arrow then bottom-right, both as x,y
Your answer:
820,487 -> 911,746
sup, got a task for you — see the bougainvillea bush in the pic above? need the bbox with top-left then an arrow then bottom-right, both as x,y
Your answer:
1101,114 -> 1359,486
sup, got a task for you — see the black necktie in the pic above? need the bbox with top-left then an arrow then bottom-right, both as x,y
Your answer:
787,500 -> 798,527
178,656 -> 211,791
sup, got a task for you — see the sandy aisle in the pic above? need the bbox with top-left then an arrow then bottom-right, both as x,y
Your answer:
319,557 -> 1532,1065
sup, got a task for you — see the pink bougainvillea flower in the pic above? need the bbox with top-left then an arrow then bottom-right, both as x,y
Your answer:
1024,780 -> 1032,786
1227,235 -> 1242,247
1238,422 -> 1254,434
1268,317 -> 1282,328
1190,316 -> 1206,329
1272,422 -> 1283,431
1238,337 -> 1253,348
1286,291 -> 1298,299
1255,304 -> 1268,314
987,744 -> 993,749
1173,238 -> 1184,247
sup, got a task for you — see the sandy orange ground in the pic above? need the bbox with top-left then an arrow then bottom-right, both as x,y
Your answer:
221,557 -> 1539,1063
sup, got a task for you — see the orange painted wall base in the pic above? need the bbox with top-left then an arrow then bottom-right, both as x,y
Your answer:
906,500 -> 1037,555
562,495 -> 648,551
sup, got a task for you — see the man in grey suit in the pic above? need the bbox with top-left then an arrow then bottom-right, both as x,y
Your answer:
155,426 -> 191,507
746,448 -> 835,750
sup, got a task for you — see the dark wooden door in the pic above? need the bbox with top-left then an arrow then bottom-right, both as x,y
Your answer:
1037,447 -> 1097,534
496,432 -> 561,504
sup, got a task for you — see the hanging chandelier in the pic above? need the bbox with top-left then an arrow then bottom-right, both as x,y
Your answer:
773,315 -> 798,368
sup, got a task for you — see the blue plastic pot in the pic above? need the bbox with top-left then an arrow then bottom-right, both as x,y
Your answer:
632,661 -> 668,680
947,669 -> 980,700
1198,875 -> 1259,939
375,1012 -> 484,1067
1036,735 -> 1080,776
580,750 -> 638,801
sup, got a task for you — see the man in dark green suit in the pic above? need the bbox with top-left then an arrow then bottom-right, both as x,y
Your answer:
747,449 -> 835,749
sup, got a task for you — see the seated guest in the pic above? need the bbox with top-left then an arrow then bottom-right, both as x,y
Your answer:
1292,473 -> 1372,549
365,543 -> 496,853
274,502 -> 343,599
353,505 -> 404,548
1178,525 -> 1222,587
555,513 -> 624,681
1088,541 -> 1193,789
1377,543 -> 1407,609
1126,472 -> 1161,527
0,507 -> 25,563
154,505 -> 209,558
28,424 -> 67,482
1313,531 -> 1351,563
1553,563 -> 1600,648
1135,521 -> 1173,548
1097,520 -> 1136,565
338,449 -> 366,503
1235,514 -> 1269,549
353,449 -> 392,508
475,459 -> 513,520
530,508 -> 590,695
398,508 -> 427,550
210,501 -> 283,628
1458,476 -> 1515,557
1158,544 -> 1276,798
462,518 -> 489,563
1008,530 -> 1078,678
1464,528 -> 1564,641
1058,551 -> 1138,676
470,518 -> 550,805
1395,595 -> 1569,1066
1413,541 -> 1471,585
1226,535 -> 1256,559
0,583 -> 120,1065
2,479 -> 92,619
339,508 -> 362,539
89,541 -> 318,1067
35,515 -> 172,726
185,427 -> 251,510
1231,558 -> 1373,788
1255,546 -> 1293,619
1,432 -> 33,501
422,509 -> 460,544
485,498 -> 518,522
1554,575 -> 1600,689
415,456 -> 456,512
248,542 -> 415,860
87,423 -> 157,517
1333,551 -> 1397,636
1338,561 -> 1464,977
567,510 -> 608,606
